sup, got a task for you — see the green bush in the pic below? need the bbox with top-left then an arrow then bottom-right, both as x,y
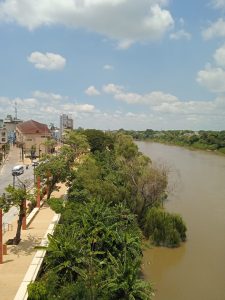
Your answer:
218,147 -> 225,154
143,207 -> 186,247
27,281 -> 48,300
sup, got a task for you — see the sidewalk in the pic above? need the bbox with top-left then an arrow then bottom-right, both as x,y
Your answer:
0,184 -> 67,300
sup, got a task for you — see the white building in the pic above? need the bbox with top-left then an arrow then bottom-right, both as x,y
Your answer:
59,114 -> 74,139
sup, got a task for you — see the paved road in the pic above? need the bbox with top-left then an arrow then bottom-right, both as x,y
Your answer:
0,146 -> 35,226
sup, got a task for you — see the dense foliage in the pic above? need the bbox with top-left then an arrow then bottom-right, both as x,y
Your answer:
28,200 -> 153,299
143,207 -> 186,247
120,129 -> 225,154
28,130 -> 186,299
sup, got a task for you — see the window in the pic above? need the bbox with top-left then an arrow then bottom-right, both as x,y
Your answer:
1,132 -> 5,136
26,139 -> 32,141
2,138 -> 6,142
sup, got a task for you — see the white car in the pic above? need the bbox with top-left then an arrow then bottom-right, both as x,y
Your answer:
12,165 -> 24,176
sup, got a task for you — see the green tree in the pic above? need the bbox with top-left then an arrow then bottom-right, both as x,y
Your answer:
43,138 -> 57,154
63,131 -> 89,157
35,155 -> 69,199
84,129 -> 114,153
0,185 -> 32,244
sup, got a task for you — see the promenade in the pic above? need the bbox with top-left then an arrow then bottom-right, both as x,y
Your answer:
0,203 -> 55,300
0,148 -> 67,299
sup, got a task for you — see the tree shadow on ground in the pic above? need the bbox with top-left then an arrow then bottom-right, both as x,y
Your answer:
3,259 -> 14,264
8,234 -> 42,257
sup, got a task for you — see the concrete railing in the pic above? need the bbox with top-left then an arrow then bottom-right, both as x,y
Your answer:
14,213 -> 61,300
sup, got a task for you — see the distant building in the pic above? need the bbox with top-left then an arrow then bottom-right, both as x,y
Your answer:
16,120 -> 51,158
59,114 -> 74,139
4,114 -> 23,143
49,123 -> 60,141
0,120 -> 7,149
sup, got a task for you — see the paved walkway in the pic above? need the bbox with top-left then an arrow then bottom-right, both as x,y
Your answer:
0,184 -> 67,300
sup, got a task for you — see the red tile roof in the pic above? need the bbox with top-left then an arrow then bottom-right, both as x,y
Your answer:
16,120 -> 51,135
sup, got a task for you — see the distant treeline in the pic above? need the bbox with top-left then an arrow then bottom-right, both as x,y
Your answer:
118,129 -> 225,154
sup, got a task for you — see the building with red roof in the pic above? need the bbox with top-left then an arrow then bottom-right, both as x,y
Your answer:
16,120 -> 51,158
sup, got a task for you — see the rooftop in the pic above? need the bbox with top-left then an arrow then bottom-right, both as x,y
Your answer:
16,120 -> 50,135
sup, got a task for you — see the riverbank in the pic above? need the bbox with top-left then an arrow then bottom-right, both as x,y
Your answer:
135,138 -> 225,156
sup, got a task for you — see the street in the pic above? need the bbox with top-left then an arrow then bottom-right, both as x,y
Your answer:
0,146 -> 34,227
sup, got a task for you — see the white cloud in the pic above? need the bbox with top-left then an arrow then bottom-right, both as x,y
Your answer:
0,0 -> 174,47
62,103 -> 95,112
103,84 -> 178,105
27,52 -> 66,70
85,86 -> 101,96
117,39 -> 135,49
213,44 -> 225,67
170,29 -> 191,40
202,18 -> 225,40
33,90 -> 65,101
103,83 -> 124,94
0,97 -> 11,105
144,92 -> 178,105
101,82 -> 225,124
103,64 -> 114,70
197,43 -> 225,93
197,64 -> 225,93
210,0 -> 225,9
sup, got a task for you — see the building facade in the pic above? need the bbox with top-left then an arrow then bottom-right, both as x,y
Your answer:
59,114 -> 74,139
0,120 -> 7,149
16,120 -> 51,158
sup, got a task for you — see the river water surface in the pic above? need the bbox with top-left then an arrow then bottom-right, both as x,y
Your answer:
137,141 -> 225,300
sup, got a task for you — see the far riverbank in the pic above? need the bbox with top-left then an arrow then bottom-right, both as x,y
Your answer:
135,138 -> 225,156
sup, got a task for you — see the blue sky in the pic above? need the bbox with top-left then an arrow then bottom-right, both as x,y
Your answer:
1,0 -> 225,130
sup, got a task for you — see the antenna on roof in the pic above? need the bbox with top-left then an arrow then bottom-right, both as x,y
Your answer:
14,101 -> 18,120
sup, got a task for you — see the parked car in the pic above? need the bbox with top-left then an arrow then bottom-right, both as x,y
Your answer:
12,165 -> 24,176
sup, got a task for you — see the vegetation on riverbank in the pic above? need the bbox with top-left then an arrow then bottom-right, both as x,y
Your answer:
119,129 -> 225,154
28,130 -> 186,299
144,207 -> 186,247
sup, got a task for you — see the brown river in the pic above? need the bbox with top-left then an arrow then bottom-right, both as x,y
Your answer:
137,141 -> 225,300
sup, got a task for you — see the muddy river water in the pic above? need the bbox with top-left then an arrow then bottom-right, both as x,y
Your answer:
137,141 -> 225,300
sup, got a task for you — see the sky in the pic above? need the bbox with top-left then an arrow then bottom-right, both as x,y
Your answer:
0,0 -> 225,130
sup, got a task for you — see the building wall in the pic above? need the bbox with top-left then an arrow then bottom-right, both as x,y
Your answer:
0,128 -> 7,148
16,130 -> 51,156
